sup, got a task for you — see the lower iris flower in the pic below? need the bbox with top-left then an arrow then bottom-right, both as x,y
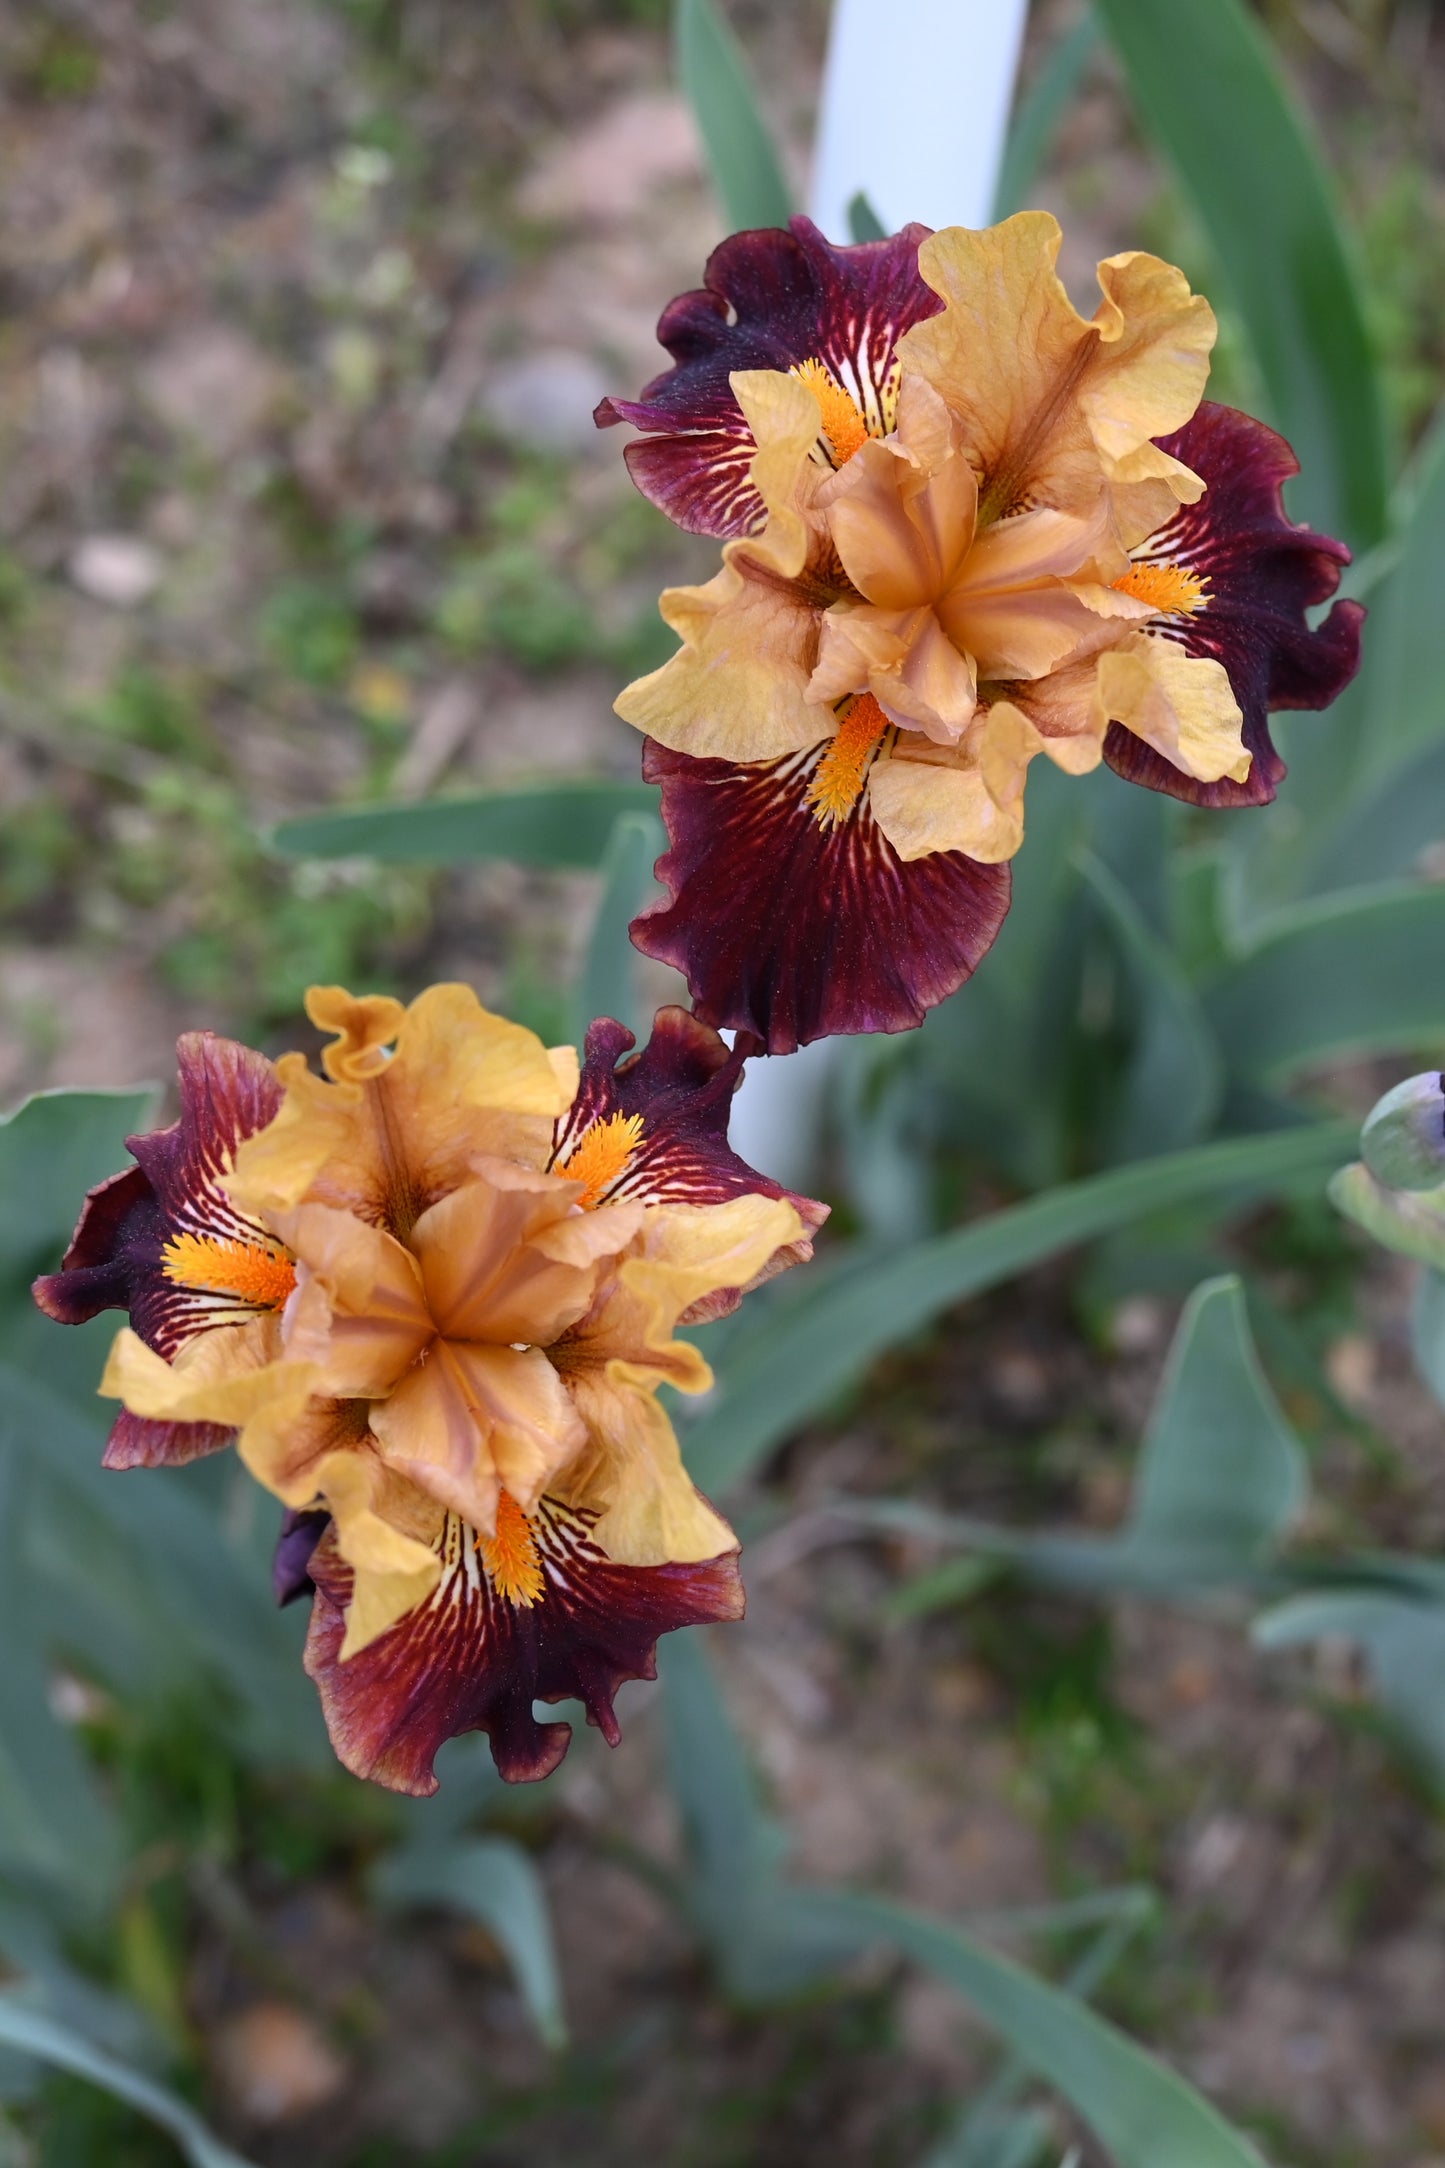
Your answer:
35,988 -> 824,1793
600,214 -> 1364,1053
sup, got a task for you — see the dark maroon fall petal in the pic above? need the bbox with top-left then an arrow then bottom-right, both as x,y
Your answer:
553,1007 -> 828,1267
630,739 -> 1012,1056
32,1032 -> 282,1361
304,1503 -> 743,1795
101,1410 -> 237,1471
1107,401 -> 1365,810
595,217 -> 939,537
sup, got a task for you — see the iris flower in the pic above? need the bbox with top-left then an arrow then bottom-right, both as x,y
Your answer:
35,989 -> 824,1792
598,214 -> 1364,1052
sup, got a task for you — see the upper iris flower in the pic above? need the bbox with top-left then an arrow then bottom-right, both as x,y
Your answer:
35,987 -> 823,1793
598,213 -> 1365,1053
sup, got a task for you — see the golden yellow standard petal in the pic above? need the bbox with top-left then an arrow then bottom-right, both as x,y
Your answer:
900,215 -> 1215,529
1095,636 -> 1251,784
315,1450 -> 443,1659
227,983 -> 573,1227
614,369 -> 835,764
101,1314 -> 311,1429
867,712 -> 1040,865
549,1194 -> 802,1567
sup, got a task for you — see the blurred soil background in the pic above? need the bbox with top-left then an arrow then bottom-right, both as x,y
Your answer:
6,1 -> 1445,2163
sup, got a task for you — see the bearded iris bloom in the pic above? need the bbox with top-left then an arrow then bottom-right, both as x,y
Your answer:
598,214 -> 1364,1053
35,989 -> 824,1792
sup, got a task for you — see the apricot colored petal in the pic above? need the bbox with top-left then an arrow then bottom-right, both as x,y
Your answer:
821,407 -> 978,610
101,1315 -> 307,1430
632,737 -> 1011,1052
240,1389 -> 373,1506
305,1499 -> 742,1793
868,709 -> 1044,864
551,1381 -> 734,1569
812,604 -> 978,743
369,1339 -> 585,1531
315,1451 -> 443,1655
1001,662 -> 1111,775
1086,252 -> 1215,496
551,1196 -> 800,1565
901,217 -> 1213,524
1096,636 -> 1251,786
616,375 -> 834,766
277,1204 -> 432,1397
407,1161 -> 638,1346
595,217 -> 939,536
228,984 -> 570,1224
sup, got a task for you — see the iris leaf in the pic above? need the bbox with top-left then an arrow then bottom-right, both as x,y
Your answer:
810,1891 -> 1270,2168
992,13 -> 1098,220
853,1275 -> 1304,1601
375,1837 -> 566,2049
674,0 -> 792,233
846,191 -> 886,243
683,1120 -> 1354,1496
1254,1592 -> 1445,1790
271,782 -> 660,869
1093,0 -> 1388,548
0,2000 -> 256,2168
1204,882 -> 1445,1080
1078,851 -> 1223,1157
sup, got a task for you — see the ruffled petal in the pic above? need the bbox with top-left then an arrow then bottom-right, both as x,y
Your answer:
227,984 -> 573,1228
304,1499 -> 743,1793
551,1196 -> 797,1565
615,370 -> 839,765
1102,401 -> 1365,808
369,1339 -> 587,1530
595,217 -> 940,537
408,1165 -> 640,1346
868,705 -> 1050,863
33,1034 -> 284,1361
631,738 -> 1011,1052
552,1008 -> 829,1268
1095,635 -> 1251,786
899,216 -> 1214,532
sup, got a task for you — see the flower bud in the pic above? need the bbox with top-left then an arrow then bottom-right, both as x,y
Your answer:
1360,1071 -> 1445,1192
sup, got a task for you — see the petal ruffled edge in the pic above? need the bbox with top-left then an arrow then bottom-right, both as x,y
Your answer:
553,1008 -> 828,1284
630,737 -> 1012,1053
1103,401 -> 1365,809
32,1034 -> 283,1361
303,1500 -> 743,1793
595,217 -> 939,537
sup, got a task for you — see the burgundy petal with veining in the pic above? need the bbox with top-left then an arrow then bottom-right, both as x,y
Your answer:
630,739 -> 1012,1055
1106,401 -> 1365,809
32,1032 -> 284,1467
595,217 -> 939,537
304,1502 -> 743,1794
553,1009 -> 828,1275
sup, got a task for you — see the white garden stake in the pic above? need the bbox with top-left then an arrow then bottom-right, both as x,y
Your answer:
727,0 -> 1031,1188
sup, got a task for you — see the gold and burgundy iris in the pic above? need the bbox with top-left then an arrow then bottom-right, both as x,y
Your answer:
597,213 -> 1365,1053
34,988 -> 825,1794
